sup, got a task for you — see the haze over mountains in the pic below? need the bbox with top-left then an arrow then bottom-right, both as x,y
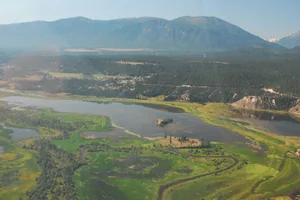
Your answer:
0,16 -> 283,52
278,30 -> 300,48
267,38 -> 279,43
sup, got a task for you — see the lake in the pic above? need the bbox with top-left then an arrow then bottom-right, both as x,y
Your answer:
2,123 -> 39,139
233,109 -> 300,136
2,96 -> 245,143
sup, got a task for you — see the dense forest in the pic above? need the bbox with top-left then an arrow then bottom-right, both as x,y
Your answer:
2,52 -> 300,109
26,139 -> 83,200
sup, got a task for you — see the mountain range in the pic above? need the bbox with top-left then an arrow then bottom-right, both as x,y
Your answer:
0,16 -> 284,51
278,31 -> 300,48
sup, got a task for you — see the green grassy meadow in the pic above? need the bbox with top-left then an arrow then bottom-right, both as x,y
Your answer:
0,127 -> 40,199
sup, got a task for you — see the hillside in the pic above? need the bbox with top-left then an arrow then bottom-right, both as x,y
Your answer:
278,31 -> 300,48
0,16 -> 281,51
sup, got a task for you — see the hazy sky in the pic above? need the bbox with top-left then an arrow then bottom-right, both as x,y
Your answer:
0,0 -> 299,39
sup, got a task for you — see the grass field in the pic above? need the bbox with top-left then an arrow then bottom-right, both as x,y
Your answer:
164,143 -> 284,200
59,96 -> 299,200
0,127 -> 40,199
74,149 -> 216,200
257,158 -> 300,198
0,104 -> 113,200
165,163 -> 278,200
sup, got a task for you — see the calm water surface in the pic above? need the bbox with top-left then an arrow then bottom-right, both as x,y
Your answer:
2,124 -> 38,139
2,96 -> 245,143
233,109 -> 300,136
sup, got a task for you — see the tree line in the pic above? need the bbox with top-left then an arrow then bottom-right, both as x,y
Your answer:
6,54 -> 300,108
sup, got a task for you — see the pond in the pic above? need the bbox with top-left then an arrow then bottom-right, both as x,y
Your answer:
2,96 -> 246,143
233,109 -> 300,136
2,123 -> 39,139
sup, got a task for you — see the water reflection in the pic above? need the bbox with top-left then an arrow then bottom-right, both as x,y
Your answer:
233,109 -> 300,136
1,123 -> 38,139
2,96 -> 246,143
234,109 -> 300,123
92,101 -> 185,113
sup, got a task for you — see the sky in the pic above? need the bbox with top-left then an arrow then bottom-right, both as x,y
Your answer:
0,0 -> 299,39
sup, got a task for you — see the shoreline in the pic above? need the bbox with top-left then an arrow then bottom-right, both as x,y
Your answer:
0,90 -> 299,148
0,89 -> 293,116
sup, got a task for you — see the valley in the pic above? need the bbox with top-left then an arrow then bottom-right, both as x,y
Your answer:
0,51 -> 299,200
0,91 -> 299,200
0,22 -> 299,200
0,1 -> 299,199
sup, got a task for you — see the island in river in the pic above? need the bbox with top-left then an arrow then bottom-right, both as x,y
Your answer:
156,118 -> 173,127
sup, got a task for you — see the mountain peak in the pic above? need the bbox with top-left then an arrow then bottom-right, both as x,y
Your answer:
288,31 -> 300,39
278,30 -> 300,48
172,16 -> 214,24
174,16 -> 206,20
57,16 -> 92,22
293,44 -> 300,50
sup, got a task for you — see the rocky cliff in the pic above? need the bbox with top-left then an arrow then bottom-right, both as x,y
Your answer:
232,96 -> 264,109
233,95 -> 298,111
289,104 -> 300,116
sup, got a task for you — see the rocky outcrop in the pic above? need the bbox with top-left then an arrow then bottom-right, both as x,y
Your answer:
294,149 -> 300,157
232,96 -> 264,109
289,104 -> 300,116
233,95 -> 298,111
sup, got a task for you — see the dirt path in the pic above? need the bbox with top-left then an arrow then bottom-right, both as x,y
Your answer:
157,154 -> 239,200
